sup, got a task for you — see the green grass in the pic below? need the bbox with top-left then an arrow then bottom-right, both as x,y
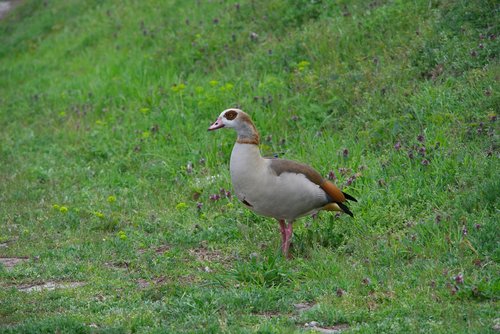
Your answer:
0,0 -> 498,332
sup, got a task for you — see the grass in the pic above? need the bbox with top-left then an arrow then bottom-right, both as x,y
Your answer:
0,0 -> 498,332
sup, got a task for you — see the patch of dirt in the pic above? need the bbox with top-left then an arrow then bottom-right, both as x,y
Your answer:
0,256 -> 28,269
136,274 -> 200,288
178,274 -> 201,285
104,261 -> 130,271
189,246 -> 235,267
0,237 -> 18,248
294,302 -> 316,313
304,322 -> 349,333
188,246 -> 235,273
0,0 -> 22,20
16,281 -> 85,292
137,244 -> 171,255
493,318 -> 500,332
254,310 -> 282,318
136,276 -> 168,288
189,247 -> 224,261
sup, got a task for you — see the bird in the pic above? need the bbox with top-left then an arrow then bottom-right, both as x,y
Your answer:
208,108 -> 357,258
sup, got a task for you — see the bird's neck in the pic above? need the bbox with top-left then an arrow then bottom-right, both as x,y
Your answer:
236,120 -> 260,145
231,142 -> 265,172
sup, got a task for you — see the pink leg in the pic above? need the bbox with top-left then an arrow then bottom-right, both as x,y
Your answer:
282,221 -> 294,259
278,219 -> 286,251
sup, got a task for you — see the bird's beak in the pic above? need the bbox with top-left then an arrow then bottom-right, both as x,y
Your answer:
208,117 -> 225,131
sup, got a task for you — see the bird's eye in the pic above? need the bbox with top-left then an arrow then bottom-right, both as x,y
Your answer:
224,110 -> 237,120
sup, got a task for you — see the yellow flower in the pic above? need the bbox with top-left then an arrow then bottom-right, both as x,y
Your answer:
140,107 -> 150,114
297,60 -> 311,71
171,83 -> 186,93
221,83 -> 234,91
95,120 -> 105,126
176,202 -> 187,210
53,204 -> 60,210
209,80 -> 219,87
118,231 -> 127,240
59,206 -> 68,213
94,211 -> 104,219
107,195 -> 116,203
142,131 -> 150,139
59,111 -> 66,117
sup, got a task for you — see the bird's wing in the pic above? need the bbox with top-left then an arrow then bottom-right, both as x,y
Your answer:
267,159 -> 347,203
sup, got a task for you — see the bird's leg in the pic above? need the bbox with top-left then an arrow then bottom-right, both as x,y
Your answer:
282,221 -> 294,259
278,219 -> 286,252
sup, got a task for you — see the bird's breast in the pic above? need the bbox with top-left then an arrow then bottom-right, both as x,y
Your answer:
229,143 -> 266,203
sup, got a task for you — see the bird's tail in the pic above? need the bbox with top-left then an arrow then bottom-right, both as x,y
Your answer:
320,180 -> 357,217
322,202 -> 354,217
342,191 -> 357,202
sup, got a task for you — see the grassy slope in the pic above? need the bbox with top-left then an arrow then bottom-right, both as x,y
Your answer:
0,0 -> 498,332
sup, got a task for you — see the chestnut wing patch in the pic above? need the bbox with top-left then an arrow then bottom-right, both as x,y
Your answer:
268,159 -> 347,203
268,159 -> 324,185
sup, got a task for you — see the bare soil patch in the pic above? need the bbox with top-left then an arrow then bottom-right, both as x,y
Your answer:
16,281 -> 85,292
136,276 -> 168,288
304,322 -> 349,333
304,323 -> 349,333
0,0 -> 22,20
137,244 -> 171,255
0,256 -> 28,269
189,246 -> 235,266
0,237 -> 18,248
104,260 -> 130,271
293,302 -> 316,313
254,310 -> 283,318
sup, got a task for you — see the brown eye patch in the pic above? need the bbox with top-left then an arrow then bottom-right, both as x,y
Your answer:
224,110 -> 238,120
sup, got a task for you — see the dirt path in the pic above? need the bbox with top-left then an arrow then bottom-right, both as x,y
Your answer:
0,0 -> 22,20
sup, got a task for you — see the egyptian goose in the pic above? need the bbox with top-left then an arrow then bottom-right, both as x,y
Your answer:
208,108 -> 357,258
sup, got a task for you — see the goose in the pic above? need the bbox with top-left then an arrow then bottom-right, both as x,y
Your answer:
208,108 -> 357,258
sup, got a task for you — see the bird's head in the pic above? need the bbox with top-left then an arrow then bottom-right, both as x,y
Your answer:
207,108 -> 246,131
208,108 -> 259,144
